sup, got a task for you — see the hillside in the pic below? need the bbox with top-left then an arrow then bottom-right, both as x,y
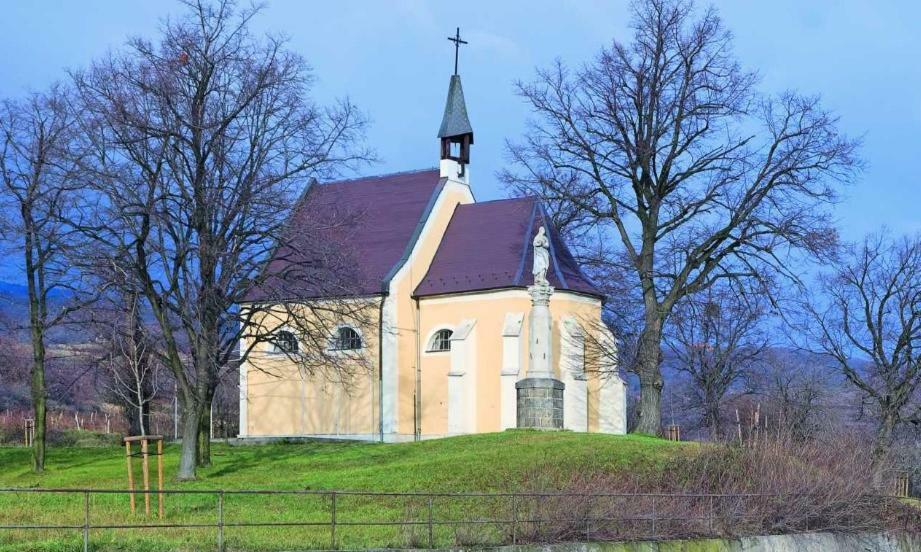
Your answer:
0,431 -> 680,491
0,431 -> 684,551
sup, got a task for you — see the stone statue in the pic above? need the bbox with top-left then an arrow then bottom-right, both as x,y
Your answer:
532,226 -> 550,286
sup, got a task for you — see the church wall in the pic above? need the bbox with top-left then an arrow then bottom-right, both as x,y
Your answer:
387,180 -> 474,438
419,341 -> 451,435
417,289 -> 607,436
245,358 -> 378,437
240,300 -> 380,438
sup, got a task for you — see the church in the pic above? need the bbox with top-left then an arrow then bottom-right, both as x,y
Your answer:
237,62 -> 627,442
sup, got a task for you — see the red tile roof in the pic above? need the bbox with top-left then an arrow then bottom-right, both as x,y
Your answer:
246,169 -> 601,302
413,197 -> 602,298
246,169 -> 443,301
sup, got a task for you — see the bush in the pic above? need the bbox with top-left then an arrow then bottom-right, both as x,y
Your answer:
509,435 -> 921,543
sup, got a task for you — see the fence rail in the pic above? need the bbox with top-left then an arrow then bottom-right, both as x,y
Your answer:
0,488 -> 912,551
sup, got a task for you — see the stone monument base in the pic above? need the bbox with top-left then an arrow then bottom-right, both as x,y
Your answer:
516,377 -> 565,429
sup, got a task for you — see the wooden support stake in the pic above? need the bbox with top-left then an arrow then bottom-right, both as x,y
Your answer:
735,409 -> 743,445
141,438 -> 151,516
125,440 -> 135,514
157,439 -> 164,518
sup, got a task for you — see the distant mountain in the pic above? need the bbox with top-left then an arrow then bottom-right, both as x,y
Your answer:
0,280 -> 74,301
0,281 -> 71,322
0,281 -> 28,300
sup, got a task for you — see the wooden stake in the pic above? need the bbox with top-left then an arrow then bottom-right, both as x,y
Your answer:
735,409 -> 742,445
125,440 -> 136,514
157,439 -> 164,519
141,438 -> 150,516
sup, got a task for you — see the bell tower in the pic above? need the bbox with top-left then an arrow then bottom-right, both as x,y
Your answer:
438,28 -> 473,182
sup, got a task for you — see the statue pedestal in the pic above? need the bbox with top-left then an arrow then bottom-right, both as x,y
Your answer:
517,282 -> 565,430
516,377 -> 564,429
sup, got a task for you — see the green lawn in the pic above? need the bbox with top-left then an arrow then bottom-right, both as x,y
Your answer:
0,431 -> 683,551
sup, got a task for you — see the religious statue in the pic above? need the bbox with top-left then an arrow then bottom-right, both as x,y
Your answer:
532,226 -> 550,286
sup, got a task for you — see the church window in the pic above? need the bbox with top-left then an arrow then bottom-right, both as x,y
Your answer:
273,330 -> 298,354
427,329 -> 453,352
332,326 -> 363,351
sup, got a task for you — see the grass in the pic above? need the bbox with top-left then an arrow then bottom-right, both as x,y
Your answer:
0,431 -> 684,551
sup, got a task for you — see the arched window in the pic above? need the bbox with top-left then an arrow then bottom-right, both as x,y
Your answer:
427,329 -> 453,352
273,330 -> 298,354
332,326 -> 362,351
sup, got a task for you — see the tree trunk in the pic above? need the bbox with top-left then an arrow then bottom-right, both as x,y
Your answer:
124,399 -> 151,436
176,398 -> 203,480
137,403 -> 146,437
873,411 -> 898,458
705,401 -> 722,441
197,404 -> 211,468
701,386 -> 723,440
30,345 -> 46,472
25,217 -> 47,473
633,323 -> 664,435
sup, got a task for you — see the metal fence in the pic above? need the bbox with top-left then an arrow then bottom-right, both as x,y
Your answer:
0,488 -> 912,551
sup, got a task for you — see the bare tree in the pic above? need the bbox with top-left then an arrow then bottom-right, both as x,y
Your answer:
502,0 -> 859,433
102,291 -> 160,436
749,349 -> 838,441
664,284 -> 767,439
71,0 -> 369,479
800,233 -> 921,454
0,86 -> 90,471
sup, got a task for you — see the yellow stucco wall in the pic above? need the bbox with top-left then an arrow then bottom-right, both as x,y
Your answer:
389,182 -> 474,435
416,289 -> 604,435
246,357 -> 378,436
241,300 -> 380,437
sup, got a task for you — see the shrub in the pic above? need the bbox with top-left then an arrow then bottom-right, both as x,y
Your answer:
508,435 -> 920,543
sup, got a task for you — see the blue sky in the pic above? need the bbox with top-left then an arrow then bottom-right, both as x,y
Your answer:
1,1 -> 919,283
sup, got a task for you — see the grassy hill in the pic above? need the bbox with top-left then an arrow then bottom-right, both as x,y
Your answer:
0,431 -> 680,491
0,431 -> 684,551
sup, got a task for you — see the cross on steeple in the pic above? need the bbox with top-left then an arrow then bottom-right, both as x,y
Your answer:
447,27 -> 467,76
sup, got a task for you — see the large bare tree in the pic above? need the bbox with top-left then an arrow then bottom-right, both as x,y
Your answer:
502,0 -> 859,433
801,233 -> 921,454
664,284 -> 767,439
0,86 -> 89,471
71,0 -> 369,479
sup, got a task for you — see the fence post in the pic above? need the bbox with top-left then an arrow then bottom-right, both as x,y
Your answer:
83,491 -> 90,552
330,491 -> 337,550
708,495 -> 714,534
217,491 -> 224,552
537,495 -> 544,538
427,495 -> 434,549
651,496 -> 657,538
584,494 -> 592,542
511,494 -> 518,545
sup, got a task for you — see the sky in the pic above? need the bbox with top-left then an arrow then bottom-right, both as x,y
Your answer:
1,1 -> 919,283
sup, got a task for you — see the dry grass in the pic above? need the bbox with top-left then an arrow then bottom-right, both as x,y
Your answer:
509,434 -> 921,543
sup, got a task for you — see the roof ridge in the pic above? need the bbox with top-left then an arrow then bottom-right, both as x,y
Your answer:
539,205 -> 569,288
317,167 -> 439,186
462,195 -> 537,207
512,201 -> 540,286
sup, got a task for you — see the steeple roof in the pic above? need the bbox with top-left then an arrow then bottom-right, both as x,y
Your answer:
437,75 -> 474,141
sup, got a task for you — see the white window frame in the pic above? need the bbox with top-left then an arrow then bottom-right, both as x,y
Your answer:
271,328 -> 299,355
328,324 -> 365,352
424,326 -> 455,354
